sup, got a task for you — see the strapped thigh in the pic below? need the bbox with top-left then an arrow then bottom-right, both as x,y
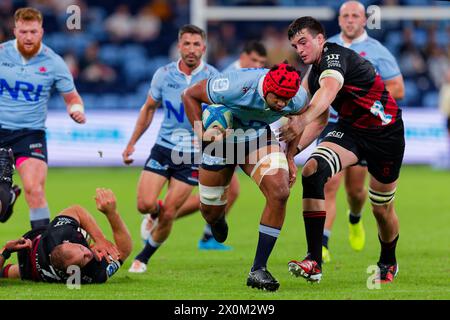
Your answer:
368,187 -> 396,206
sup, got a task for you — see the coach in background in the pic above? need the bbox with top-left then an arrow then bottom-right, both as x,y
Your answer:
0,188 -> 132,284
0,7 -> 86,229
319,0 -> 405,263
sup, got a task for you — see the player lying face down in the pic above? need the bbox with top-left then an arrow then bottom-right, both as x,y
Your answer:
182,63 -> 309,291
0,189 -> 132,284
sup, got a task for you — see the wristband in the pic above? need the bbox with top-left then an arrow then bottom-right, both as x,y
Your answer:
295,145 -> 303,156
1,249 -> 11,260
70,104 -> 84,114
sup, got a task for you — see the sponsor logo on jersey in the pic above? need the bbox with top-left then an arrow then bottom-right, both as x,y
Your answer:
212,78 -> 229,92
0,78 -> 43,101
106,259 -> 121,278
54,217 -> 74,227
370,100 -> 392,125
202,153 -> 226,166
146,159 -> 169,171
167,83 -> 180,89
325,54 -> 341,68
1,62 -> 14,68
325,130 -> 345,139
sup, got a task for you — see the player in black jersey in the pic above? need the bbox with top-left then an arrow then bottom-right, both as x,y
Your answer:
280,16 -> 404,284
0,188 -> 132,284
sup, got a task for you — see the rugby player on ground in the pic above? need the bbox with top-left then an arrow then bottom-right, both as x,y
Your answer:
0,188 -> 132,284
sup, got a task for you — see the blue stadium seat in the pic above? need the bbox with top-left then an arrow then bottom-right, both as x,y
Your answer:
99,44 -> 123,66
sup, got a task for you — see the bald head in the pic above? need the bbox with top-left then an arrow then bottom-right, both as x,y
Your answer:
338,1 -> 367,42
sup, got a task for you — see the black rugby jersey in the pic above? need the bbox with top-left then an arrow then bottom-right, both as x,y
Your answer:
308,42 -> 401,129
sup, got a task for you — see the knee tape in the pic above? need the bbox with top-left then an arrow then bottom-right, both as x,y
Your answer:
250,152 -> 289,186
369,187 -> 396,206
199,184 -> 229,206
302,147 -> 341,199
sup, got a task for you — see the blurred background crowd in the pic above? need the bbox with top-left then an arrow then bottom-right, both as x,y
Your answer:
0,0 -> 449,110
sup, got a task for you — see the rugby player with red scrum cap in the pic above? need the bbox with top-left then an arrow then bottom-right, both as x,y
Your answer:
182,63 -> 309,291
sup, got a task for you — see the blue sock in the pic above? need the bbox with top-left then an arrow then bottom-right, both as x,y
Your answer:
135,235 -> 162,264
322,229 -> 331,248
251,224 -> 280,272
30,207 -> 50,229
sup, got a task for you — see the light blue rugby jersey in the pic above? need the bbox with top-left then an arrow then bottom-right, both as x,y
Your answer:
0,40 -> 75,130
149,60 -> 218,153
326,31 -> 401,123
206,68 -> 309,142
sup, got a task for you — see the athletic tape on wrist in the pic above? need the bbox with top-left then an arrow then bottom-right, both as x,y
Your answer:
70,104 -> 84,114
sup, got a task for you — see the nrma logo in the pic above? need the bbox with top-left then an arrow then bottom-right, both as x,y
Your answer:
0,79 -> 43,101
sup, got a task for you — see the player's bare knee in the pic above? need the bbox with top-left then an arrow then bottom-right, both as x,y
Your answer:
159,207 -> 177,223
302,159 -> 318,177
24,184 -> 45,201
347,186 -> 367,201
371,203 -> 390,220
137,198 -> 158,214
266,182 -> 290,205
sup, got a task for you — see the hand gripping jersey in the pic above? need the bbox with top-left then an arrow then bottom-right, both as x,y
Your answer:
206,68 -> 309,142
308,42 -> 401,129
148,60 -> 218,152
0,40 -> 75,130
325,32 -> 401,124
19,215 -> 121,284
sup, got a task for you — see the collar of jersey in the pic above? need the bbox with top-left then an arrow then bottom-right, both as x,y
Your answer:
338,30 -> 368,47
13,39 -> 43,63
257,73 -> 266,100
176,58 -> 205,76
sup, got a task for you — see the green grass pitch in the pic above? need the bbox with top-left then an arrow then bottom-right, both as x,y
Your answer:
1,166 -> 449,300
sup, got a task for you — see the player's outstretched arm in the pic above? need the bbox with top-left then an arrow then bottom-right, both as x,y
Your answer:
297,108 -> 329,152
62,90 -> 86,124
122,96 -> 160,165
182,79 -> 212,139
94,188 -> 132,262
279,77 -> 340,143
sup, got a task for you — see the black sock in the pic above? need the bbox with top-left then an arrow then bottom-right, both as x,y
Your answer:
378,234 -> 399,265
349,212 -> 361,224
135,240 -> 160,264
0,182 -> 12,217
251,224 -> 280,272
303,211 -> 326,266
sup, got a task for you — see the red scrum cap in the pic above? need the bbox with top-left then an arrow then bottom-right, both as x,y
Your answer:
263,62 -> 301,99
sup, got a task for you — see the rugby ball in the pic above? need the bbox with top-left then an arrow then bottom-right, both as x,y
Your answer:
202,104 -> 233,131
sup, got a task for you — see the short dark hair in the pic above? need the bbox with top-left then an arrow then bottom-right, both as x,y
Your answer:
242,40 -> 267,57
178,24 -> 206,40
288,16 -> 326,40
